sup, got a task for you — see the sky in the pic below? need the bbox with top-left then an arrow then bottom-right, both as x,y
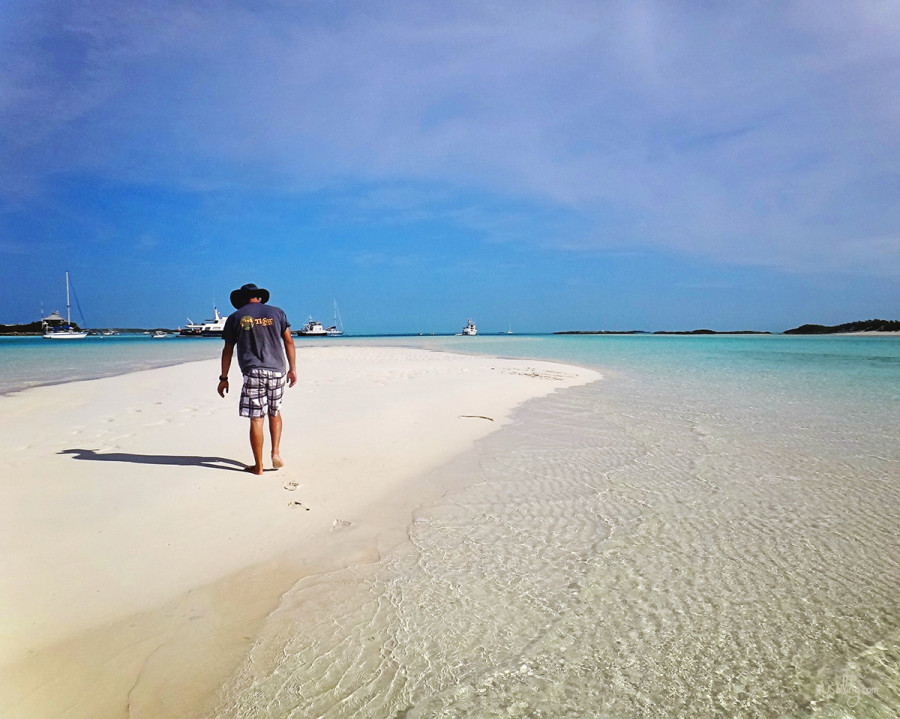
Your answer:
1,0 -> 898,334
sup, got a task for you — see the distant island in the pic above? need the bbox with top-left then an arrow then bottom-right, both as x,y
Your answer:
0,322 -> 169,336
556,319 -> 899,335
784,319 -> 900,334
0,321 -> 79,335
3,318 -> 898,337
554,329 -> 771,335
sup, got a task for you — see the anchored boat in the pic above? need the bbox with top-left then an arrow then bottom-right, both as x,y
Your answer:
297,317 -> 327,337
178,307 -> 227,337
43,272 -> 88,339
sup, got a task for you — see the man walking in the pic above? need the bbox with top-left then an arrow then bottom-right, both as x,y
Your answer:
218,283 -> 297,474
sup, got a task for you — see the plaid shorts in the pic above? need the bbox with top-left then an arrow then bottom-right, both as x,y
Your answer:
239,369 -> 287,418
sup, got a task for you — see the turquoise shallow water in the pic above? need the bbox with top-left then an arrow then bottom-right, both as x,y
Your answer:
3,334 -> 899,717
3,333 -> 898,408
0,335 -> 222,394
204,334 -> 899,719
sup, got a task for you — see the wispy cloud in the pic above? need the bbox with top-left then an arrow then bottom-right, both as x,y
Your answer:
2,0 -> 898,275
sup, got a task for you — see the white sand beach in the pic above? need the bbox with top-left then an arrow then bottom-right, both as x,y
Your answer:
836,330 -> 900,336
0,346 -> 599,719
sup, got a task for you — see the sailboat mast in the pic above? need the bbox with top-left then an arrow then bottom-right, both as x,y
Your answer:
65,271 -> 71,325
334,299 -> 344,331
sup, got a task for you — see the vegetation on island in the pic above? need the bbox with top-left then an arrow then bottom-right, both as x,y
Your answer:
0,322 -> 175,335
0,320 -> 83,335
556,319 -> 898,335
783,319 -> 900,334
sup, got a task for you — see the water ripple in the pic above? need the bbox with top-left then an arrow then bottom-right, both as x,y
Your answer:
209,360 -> 900,718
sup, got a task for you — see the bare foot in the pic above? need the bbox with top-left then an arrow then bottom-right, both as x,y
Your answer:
271,454 -> 284,469
244,465 -> 264,475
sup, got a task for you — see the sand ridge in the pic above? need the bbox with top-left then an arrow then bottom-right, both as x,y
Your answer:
0,345 -> 599,719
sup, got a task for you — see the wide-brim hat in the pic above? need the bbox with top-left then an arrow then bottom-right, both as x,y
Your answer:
230,283 -> 270,309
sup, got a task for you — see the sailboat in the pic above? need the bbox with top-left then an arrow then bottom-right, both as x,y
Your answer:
325,300 -> 344,336
43,272 -> 88,339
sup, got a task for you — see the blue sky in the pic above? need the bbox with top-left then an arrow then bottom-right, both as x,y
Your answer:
1,0 -> 898,333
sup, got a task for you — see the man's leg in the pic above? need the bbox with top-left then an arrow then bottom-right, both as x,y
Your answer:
247,416 -> 265,474
269,412 -> 284,468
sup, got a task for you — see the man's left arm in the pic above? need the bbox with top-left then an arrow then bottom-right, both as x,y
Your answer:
218,342 -> 234,397
282,328 -> 297,387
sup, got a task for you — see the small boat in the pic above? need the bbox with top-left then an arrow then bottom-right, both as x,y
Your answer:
151,331 -> 170,339
43,272 -> 88,339
461,318 -> 478,336
297,317 -> 328,336
325,300 -> 344,336
179,306 -> 227,337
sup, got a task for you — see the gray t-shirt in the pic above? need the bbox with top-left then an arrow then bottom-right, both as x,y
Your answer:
222,303 -> 291,374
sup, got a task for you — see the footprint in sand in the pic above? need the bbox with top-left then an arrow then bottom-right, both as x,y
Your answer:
284,481 -> 298,491
289,500 -> 310,511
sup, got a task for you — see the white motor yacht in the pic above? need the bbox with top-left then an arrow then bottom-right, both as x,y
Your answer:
179,307 -> 227,337
297,317 -> 328,336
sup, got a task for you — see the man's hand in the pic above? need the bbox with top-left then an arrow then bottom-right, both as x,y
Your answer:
220,343 -> 235,398
286,369 -> 298,388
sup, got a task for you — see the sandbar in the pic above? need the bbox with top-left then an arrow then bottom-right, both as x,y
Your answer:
0,345 -> 599,719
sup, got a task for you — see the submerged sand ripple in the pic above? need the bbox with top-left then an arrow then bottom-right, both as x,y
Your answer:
209,359 -> 899,718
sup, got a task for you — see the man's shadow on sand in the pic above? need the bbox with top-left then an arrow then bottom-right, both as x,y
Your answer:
59,448 -> 247,472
